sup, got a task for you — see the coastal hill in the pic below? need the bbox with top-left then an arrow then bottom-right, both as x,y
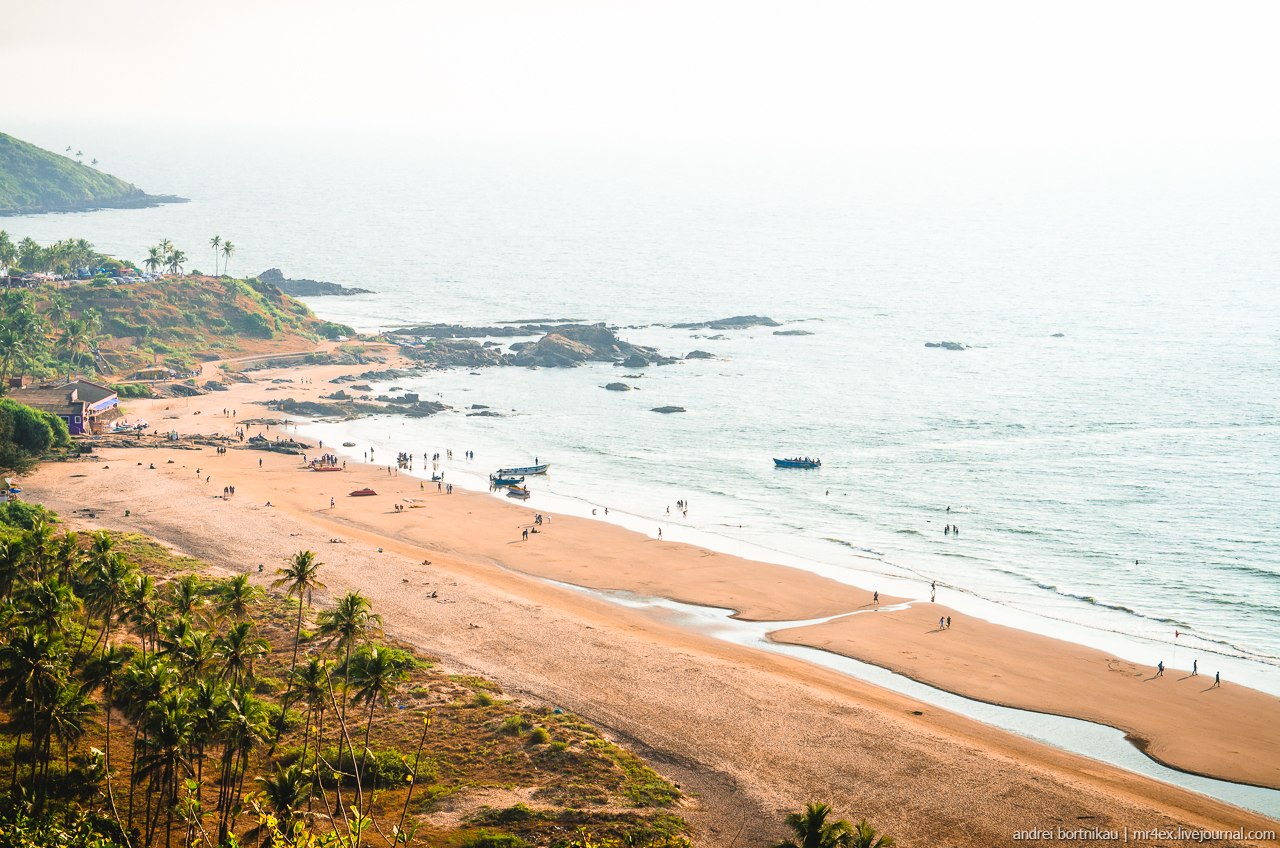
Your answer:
0,131 -> 185,215
43,275 -> 352,377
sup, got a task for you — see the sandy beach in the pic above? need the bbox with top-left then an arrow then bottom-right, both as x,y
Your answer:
20,350 -> 1279,846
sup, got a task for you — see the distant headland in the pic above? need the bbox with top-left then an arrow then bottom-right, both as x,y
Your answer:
0,131 -> 187,216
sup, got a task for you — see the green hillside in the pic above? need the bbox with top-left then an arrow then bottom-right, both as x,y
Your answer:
0,131 -> 183,215
57,275 -> 353,374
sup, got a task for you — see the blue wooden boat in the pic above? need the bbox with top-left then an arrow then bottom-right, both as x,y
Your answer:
774,457 -> 821,469
506,486 -> 531,499
489,474 -> 525,487
496,463 -> 549,476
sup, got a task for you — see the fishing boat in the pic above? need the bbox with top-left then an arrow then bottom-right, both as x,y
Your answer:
506,486 -> 531,500
342,441 -> 357,447
349,488 -> 377,497
495,463 -> 550,476
489,474 -> 525,487
773,457 -> 821,469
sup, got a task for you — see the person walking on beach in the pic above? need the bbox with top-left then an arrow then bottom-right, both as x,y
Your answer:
946,615 -> 951,628
330,497 -> 335,509
1213,671 -> 1220,688
939,616 -> 945,631
1192,659 -> 1198,676
873,591 -> 879,606
1156,660 -> 1164,677
522,528 -> 528,541
658,528 -> 663,540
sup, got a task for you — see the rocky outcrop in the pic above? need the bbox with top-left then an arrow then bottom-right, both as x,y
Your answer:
393,322 -> 579,339
604,382 -> 632,391
672,315 -> 779,330
651,406 -> 686,414
773,329 -> 814,336
925,341 -> 968,351
269,396 -> 449,420
400,340 -> 506,369
684,350 -> 714,359
256,268 -> 373,296
203,380 -> 229,391
511,323 -> 675,368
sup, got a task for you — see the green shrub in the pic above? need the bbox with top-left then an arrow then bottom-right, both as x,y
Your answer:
0,500 -> 54,530
472,692 -> 495,707
498,715 -> 529,735
112,383 -> 154,399
0,398 -> 68,471
459,830 -> 528,848
318,321 -> 355,340
527,727 -> 551,746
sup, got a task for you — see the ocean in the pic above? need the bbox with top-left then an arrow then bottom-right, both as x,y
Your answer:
6,124 -> 1280,695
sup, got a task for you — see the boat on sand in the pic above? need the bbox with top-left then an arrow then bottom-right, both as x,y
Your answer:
349,488 -> 377,497
490,474 -> 525,487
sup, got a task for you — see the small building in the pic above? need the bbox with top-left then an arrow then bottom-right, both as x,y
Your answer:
8,379 -> 120,435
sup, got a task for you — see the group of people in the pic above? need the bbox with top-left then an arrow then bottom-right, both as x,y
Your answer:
944,524 -> 959,535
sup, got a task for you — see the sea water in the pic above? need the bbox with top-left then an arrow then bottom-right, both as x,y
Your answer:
6,125 -> 1280,696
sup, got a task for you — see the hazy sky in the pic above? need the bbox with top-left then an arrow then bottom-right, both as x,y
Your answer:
4,0 -> 1279,149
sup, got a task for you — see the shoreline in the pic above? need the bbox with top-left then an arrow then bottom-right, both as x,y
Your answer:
19,351 -> 1280,842
290,361 -> 1280,694
296,409 -> 1280,696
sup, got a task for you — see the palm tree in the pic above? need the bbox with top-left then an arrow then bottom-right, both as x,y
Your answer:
81,538 -> 136,659
47,682 -> 96,776
214,620 -> 268,686
271,551 -> 325,733
849,820 -> 895,848
137,691 -> 195,847
215,688 -> 270,841
210,236 -> 223,276
47,293 -> 71,326
257,761 -> 314,831
221,240 -> 235,277
217,574 -> 261,623
119,657 -> 174,830
166,249 -> 187,276
347,645 -> 411,791
81,644 -> 134,828
286,656 -> 329,764
774,803 -> 855,848
168,573 -> 206,620
15,578 -> 80,636
316,591 -> 382,727
123,575 -> 161,659
0,626 -> 70,798
145,246 -> 164,274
